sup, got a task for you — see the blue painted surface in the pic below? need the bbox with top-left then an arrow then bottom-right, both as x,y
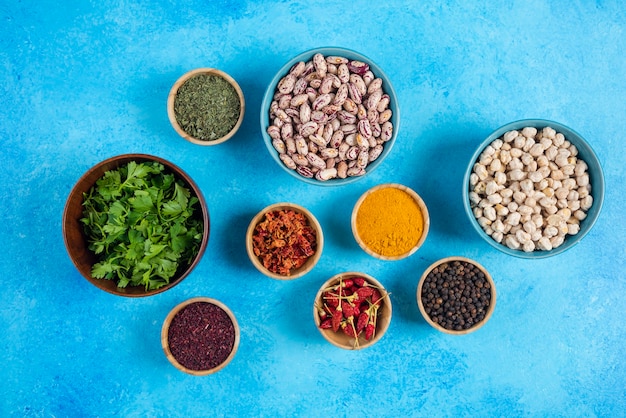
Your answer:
1,1 -> 625,416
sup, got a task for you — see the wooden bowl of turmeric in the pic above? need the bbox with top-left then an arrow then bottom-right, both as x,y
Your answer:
351,183 -> 430,261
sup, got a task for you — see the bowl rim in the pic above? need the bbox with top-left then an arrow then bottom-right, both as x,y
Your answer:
167,68 -> 245,146
161,297 -> 240,375
351,183 -> 430,260
62,153 -> 210,297
245,202 -> 324,280
313,271 -> 392,350
416,256 -> 496,335
462,118 -> 605,259
259,46 -> 400,186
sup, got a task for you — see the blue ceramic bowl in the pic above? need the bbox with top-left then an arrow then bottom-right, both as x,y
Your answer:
260,47 -> 400,186
463,119 -> 604,258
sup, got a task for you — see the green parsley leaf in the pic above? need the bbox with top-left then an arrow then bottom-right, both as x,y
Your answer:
80,161 -> 203,290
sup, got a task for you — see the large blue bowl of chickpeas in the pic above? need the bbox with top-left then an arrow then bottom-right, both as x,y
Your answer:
463,119 -> 604,258
260,47 -> 400,186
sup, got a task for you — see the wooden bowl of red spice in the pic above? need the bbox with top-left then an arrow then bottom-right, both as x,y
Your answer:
314,272 -> 392,350
167,68 -> 245,145
162,297 -> 240,375
351,183 -> 430,261
246,202 -> 323,280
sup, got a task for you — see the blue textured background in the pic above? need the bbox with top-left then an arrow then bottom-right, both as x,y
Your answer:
2,1 -> 625,417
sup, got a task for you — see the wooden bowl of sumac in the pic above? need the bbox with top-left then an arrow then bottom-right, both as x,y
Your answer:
417,257 -> 496,335
246,202 -> 323,280
314,272 -> 392,350
161,297 -> 240,375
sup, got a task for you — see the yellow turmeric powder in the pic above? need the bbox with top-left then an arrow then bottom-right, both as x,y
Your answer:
355,186 -> 424,257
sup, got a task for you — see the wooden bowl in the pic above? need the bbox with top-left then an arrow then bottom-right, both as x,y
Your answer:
167,68 -> 245,145
62,154 -> 209,297
352,183 -> 430,260
246,203 -> 323,280
416,257 -> 496,335
313,272 -> 392,350
161,297 -> 239,375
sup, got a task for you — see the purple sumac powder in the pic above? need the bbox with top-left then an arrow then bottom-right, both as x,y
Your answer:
168,302 -> 235,371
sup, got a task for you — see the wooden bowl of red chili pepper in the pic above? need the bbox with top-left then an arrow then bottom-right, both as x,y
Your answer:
314,272 -> 392,350
246,203 -> 323,280
161,297 -> 240,375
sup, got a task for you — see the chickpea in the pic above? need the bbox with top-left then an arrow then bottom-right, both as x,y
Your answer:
469,125 -> 593,252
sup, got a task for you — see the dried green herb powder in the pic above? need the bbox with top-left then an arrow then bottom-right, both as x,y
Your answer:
174,74 -> 241,141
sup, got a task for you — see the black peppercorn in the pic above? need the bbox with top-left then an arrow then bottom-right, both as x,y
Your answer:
421,260 -> 492,332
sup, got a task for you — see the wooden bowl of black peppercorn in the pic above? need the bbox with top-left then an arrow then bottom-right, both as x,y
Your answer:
417,257 -> 496,335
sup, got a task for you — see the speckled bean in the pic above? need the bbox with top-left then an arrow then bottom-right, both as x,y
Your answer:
268,52 -> 394,181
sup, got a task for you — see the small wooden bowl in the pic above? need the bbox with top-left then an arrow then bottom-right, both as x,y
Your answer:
161,297 -> 240,376
351,183 -> 430,260
167,68 -> 245,146
417,257 -> 496,335
62,154 -> 210,297
313,272 -> 392,350
246,203 -> 323,280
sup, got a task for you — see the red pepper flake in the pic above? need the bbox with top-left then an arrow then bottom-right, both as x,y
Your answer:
167,302 -> 235,371
251,209 -> 317,276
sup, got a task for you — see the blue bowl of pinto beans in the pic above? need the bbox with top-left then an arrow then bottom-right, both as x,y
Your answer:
463,119 -> 605,259
260,47 -> 400,186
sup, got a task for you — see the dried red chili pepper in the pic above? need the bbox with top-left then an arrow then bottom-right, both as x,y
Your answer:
316,277 -> 388,347
342,278 -> 354,288
365,323 -> 375,340
356,287 -> 374,301
353,277 -> 366,287
324,293 -> 339,308
356,312 -> 369,332
342,301 -> 355,319
320,319 -> 333,329
342,322 -> 357,338
331,308 -> 343,332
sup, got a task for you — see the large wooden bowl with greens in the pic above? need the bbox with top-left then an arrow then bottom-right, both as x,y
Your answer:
63,154 -> 210,297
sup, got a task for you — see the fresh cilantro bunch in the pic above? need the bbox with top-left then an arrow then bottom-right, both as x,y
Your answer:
80,161 -> 204,290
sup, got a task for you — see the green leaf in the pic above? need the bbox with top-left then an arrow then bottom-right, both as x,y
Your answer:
117,276 -> 130,288
102,224 -> 126,236
126,161 -> 150,179
95,170 -> 122,200
145,243 -> 166,260
172,182 -> 190,209
162,200 -> 183,217
108,200 -> 127,219
129,191 -> 154,212
80,161 -> 203,290
92,261 -> 115,279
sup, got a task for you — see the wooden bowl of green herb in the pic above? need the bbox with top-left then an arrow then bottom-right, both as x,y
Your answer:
167,68 -> 245,146
62,154 -> 210,297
